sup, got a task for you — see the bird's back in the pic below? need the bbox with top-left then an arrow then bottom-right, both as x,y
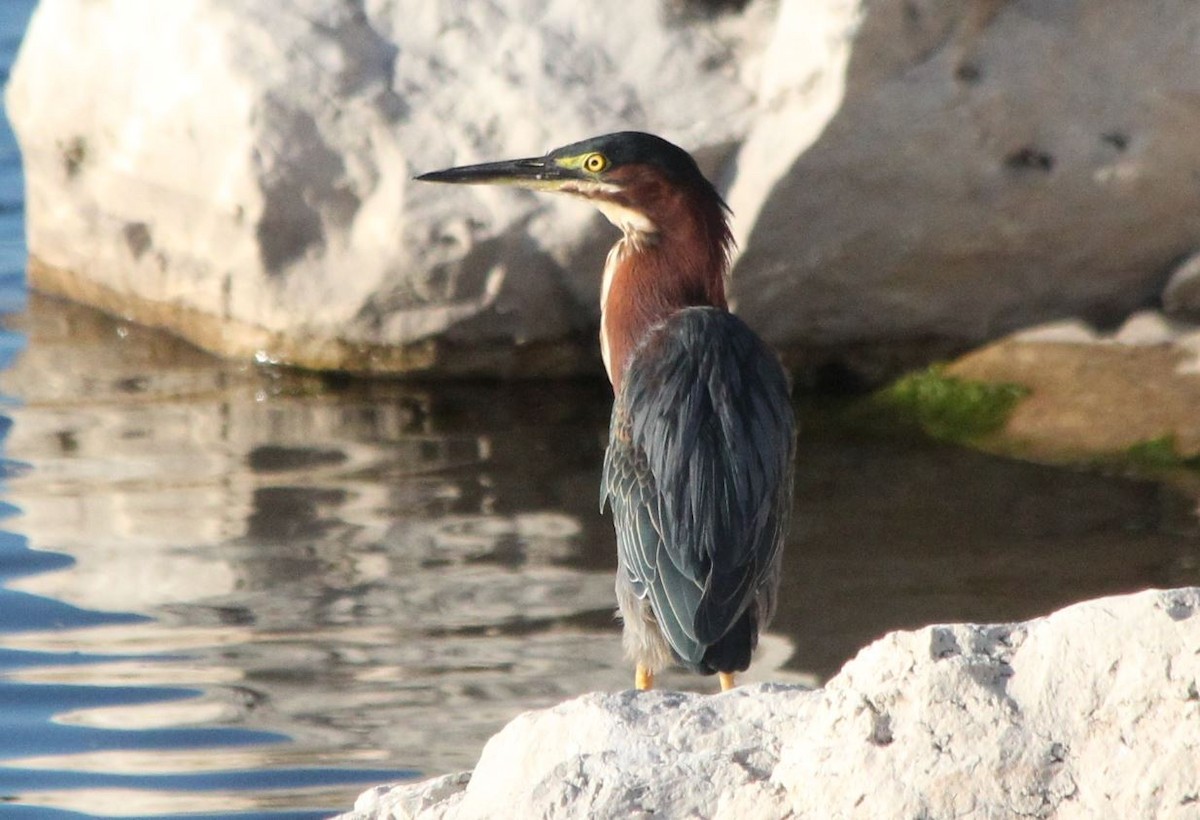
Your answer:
601,306 -> 796,674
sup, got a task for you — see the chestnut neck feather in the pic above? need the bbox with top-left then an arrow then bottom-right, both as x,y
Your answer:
598,167 -> 733,393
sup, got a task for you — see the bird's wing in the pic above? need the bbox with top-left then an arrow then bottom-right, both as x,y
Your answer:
600,307 -> 796,665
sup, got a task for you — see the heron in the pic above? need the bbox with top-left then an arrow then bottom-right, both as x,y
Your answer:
418,131 -> 796,692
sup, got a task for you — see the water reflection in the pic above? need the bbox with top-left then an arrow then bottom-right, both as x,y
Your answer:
783,431 -> 1200,675
2,296 -> 782,815
0,294 -> 1197,817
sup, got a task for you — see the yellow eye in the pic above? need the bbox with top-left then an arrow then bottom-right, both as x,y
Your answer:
583,152 -> 608,174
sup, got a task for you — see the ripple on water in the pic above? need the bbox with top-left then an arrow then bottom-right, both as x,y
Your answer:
0,296 -> 692,815
1,292 -> 1198,819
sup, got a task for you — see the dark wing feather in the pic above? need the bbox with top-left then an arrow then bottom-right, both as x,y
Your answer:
601,307 -> 796,670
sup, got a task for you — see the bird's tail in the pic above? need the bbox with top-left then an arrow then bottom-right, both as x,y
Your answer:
698,608 -> 756,674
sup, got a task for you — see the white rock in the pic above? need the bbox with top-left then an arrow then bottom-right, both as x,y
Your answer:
338,588 -> 1200,819
1165,251 -> 1200,320
1013,318 -> 1099,344
11,1 -> 1200,375
731,0 -> 1200,358
1112,310 -> 1192,347
916,309 -> 1200,350
5,0 -> 760,373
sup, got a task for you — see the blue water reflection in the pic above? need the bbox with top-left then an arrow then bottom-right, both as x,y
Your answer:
0,682 -> 286,757
0,0 -> 33,296
0,324 -> 412,814
0,291 -> 668,817
0,3 -> 405,816
0,316 -> 407,815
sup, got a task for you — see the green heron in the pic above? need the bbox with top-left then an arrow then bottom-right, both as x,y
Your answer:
418,132 -> 796,692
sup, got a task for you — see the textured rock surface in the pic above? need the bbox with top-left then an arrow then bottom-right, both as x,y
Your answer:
339,588 -> 1200,819
731,0 -> 1200,369
1166,252 -> 1200,321
9,0 -> 1200,375
948,310 -> 1200,460
5,0 -> 766,374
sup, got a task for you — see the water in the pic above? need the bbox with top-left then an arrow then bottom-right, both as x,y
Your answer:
1,5 -> 1199,818
0,0 -> 33,309
7,308 -> 1200,820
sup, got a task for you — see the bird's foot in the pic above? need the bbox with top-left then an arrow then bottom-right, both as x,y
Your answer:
718,672 -> 736,692
635,664 -> 654,691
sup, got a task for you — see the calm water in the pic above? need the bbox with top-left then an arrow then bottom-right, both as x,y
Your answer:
2,5 -> 1200,818
5,297 -> 1199,820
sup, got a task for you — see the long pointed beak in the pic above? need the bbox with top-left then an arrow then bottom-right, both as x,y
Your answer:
416,156 -> 576,191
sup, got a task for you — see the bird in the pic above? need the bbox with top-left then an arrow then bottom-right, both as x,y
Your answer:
418,131 -> 795,692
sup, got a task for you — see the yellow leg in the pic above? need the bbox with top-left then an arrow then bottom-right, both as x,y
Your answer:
635,664 -> 654,691
719,672 -> 736,692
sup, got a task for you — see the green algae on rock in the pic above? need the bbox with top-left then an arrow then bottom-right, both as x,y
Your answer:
946,324 -> 1200,465
1124,436 -> 1200,472
858,365 -> 1030,443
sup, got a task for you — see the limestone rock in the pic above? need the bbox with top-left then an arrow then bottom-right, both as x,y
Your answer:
730,0 -> 1200,366
338,587 -> 1200,819
5,0 -> 762,374
10,0 -> 1200,376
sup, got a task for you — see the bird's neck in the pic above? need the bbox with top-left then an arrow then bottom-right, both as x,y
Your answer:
599,201 -> 732,392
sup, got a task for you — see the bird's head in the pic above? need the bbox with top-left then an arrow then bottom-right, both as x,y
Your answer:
417,131 -> 729,241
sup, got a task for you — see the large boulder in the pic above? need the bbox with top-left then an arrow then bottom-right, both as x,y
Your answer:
729,0 -> 1200,374
9,0 -> 1200,376
5,0 -> 769,374
340,587 -> 1200,819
